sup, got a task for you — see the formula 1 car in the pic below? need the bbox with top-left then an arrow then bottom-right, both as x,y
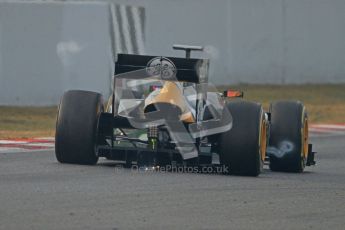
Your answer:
55,45 -> 316,176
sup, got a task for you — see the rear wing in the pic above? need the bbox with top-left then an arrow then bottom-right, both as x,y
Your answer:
115,54 -> 209,84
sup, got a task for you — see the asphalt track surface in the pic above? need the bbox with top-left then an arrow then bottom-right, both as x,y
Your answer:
1,135 -> 344,230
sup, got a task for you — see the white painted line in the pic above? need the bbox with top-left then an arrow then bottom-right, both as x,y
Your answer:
309,124 -> 345,137
0,140 -> 28,144
310,124 -> 345,130
26,143 -> 55,147
310,129 -> 345,134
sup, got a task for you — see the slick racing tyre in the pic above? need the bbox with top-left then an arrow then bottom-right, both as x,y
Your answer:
55,90 -> 103,165
219,100 -> 267,176
268,101 -> 309,172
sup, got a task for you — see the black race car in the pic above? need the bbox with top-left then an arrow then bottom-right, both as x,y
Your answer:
55,45 -> 315,176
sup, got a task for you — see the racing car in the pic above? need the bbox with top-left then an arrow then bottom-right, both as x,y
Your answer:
55,45 -> 316,176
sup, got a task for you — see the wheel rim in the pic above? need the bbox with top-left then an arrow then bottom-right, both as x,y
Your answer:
302,116 -> 309,159
260,115 -> 267,162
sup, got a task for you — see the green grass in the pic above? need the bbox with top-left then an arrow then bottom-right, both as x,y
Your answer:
220,84 -> 345,124
0,84 -> 344,139
0,106 -> 57,139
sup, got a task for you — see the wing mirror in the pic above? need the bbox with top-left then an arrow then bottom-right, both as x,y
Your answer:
223,90 -> 244,98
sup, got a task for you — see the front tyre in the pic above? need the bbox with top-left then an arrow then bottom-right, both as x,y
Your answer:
55,90 -> 103,165
268,101 -> 309,172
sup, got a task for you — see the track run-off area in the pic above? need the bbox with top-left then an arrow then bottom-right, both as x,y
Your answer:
1,124 -> 345,153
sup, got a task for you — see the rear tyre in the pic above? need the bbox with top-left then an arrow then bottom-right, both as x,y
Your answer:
219,100 -> 267,176
55,90 -> 103,165
268,101 -> 309,172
